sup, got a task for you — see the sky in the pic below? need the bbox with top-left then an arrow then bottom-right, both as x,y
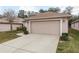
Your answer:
0,0 -> 79,15
0,0 -> 79,6
0,6 -> 79,15
0,6 -> 51,14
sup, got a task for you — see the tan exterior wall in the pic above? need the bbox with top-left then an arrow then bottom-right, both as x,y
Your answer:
62,18 -> 68,33
12,24 -> 22,30
0,24 -> 22,32
0,24 -> 10,31
71,22 -> 79,30
71,23 -> 74,29
23,22 -> 27,27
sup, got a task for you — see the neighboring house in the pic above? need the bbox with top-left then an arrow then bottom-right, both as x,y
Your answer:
0,17 -> 23,32
25,12 -> 71,36
0,17 -> 24,23
71,20 -> 79,30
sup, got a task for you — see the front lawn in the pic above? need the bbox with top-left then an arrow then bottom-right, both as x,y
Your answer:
57,29 -> 79,53
0,30 -> 22,44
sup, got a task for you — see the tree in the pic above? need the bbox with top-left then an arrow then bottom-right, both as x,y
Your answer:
63,6 -> 73,15
39,9 -> 46,13
48,7 -> 60,13
71,14 -> 79,22
63,6 -> 73,28
18,10 -> 27,18
3,9 -> 16,31
27,11 -> 38,17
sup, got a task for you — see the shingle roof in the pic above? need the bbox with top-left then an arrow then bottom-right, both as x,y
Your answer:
26,12 -> 71,20
72,20 -> 79,23
0,17 -> 24,23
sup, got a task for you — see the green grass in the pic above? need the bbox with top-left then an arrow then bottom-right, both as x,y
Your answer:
0,30 -> 22,44
56,29 -> 79,53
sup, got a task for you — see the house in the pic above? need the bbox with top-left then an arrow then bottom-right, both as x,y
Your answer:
0,17 -> 23,32
71,20 -> 79,30
25,12 -> 71,36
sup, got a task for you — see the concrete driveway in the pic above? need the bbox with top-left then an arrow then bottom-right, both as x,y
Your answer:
0,34 -> 59,53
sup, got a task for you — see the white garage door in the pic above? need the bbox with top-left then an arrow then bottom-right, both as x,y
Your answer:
31,20 -> 60,35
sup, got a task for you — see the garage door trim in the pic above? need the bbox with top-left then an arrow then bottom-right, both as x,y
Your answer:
30,20 -> 61,36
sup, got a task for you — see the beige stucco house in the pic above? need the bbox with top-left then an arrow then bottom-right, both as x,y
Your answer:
25,12 -> 71,36
71,20 -> 79,30
0,17 -> 23,32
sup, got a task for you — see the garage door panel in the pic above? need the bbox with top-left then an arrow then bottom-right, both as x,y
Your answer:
31,20 -> 60,35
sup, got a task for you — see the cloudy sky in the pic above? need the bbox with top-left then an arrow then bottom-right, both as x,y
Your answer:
0,0 -> 79,15
0,6 -> 51,14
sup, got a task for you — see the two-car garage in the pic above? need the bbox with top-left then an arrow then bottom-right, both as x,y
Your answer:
31,20 -> 60,36
26,12 -> 70,36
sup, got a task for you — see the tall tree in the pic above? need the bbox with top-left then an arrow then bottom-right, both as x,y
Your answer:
63,6 -> 73,28
63,6 -> 73,15
18,10 -> 27,18
3,9 -> 16,31
27,11 -> 38,17
39,9 -> 46,13
48,7 -> 60,13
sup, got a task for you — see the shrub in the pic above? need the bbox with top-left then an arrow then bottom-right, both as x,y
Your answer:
22,26 -> 29,34
17,27 -> 20,31
16,26 -> 29,34
22,26 -> 26,31
24,30 -> 29,34
16,26 -> 22,31
60,33 -> 68,41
